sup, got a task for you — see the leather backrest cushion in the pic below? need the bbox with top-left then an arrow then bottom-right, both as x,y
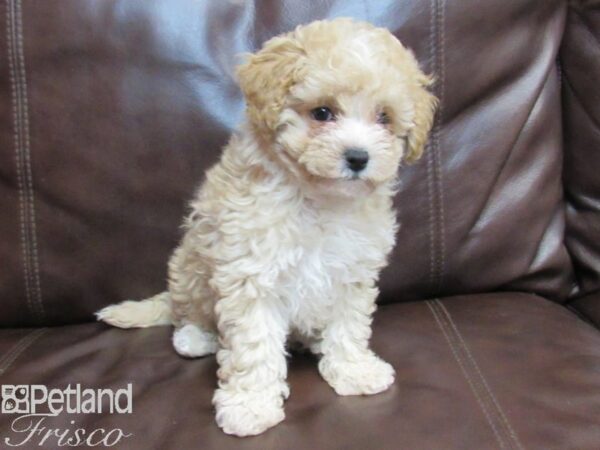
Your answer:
0,0 -> 575,326
561,2 -> 600,297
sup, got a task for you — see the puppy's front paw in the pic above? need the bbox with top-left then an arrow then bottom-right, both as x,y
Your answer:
319,352 -> 395,396
213,386 -> 286,437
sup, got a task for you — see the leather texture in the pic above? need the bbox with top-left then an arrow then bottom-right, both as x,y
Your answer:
1,1 -> 600,449
0,0 -> 577,327
571,292 -> 600,327
562,2 -> 600,298
1,293 -> 599,449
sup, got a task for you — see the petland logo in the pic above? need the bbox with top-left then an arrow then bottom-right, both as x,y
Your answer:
1,384 -> 133,447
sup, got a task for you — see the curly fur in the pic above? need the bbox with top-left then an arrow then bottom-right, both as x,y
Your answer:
97,18 -> 436,437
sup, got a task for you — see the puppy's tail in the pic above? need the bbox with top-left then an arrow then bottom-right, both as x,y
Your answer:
96,291 -> 172,328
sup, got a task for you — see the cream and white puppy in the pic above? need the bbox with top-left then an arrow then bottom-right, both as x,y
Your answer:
97,18 -> 436,437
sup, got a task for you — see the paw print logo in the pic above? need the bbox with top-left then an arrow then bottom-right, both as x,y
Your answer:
1,385 -> 30,414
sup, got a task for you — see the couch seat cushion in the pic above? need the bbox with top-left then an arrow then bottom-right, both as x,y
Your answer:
0,292 -> 599,449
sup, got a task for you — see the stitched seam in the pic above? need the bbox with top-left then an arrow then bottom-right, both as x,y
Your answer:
426,129 -> 436,286
0,336 -> 29,374
427,301 -> 507,449
432,300 -> 519,450
427,0 -> 446,293
16,0 -> 44,320
434,0 -> 446,292
437,300 -> 525,450
7,0 -> 44,322
432,301 -> 513,442
427,301 -> 507,450
0,328 -> 48,376
426,0 -> 437,288
0,330 -> 42,374
6,0 -> 34,318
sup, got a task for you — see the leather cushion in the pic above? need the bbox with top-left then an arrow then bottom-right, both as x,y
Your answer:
0,0 -> 575,326
0,293 -> 598,449
571,292 -> 600,328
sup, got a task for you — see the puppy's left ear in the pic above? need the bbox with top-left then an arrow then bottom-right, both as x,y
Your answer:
404,74 -> 438,164
236,33 -> 306,135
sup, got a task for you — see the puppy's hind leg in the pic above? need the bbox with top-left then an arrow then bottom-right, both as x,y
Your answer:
173,323 -> 218,358
168,244 -> 218,358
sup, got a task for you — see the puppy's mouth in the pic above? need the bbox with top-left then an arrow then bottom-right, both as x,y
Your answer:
349,171 -> 370,182
303,160 -> 374,183
312,174 -> 376,196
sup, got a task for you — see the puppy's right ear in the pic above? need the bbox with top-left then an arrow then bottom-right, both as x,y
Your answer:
236,34 -> 306,134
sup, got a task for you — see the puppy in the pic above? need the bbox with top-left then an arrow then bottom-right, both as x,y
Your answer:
97,18 -> 436,437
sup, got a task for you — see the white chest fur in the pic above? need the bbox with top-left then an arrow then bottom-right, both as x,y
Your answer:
275,198 -> 397,335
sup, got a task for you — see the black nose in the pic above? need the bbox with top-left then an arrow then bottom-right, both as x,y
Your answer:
344,148 -> 369,172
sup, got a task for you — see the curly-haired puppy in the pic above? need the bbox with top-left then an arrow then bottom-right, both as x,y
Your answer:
97,18 -> 436,437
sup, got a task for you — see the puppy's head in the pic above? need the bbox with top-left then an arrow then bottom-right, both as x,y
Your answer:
237,18 -> 437,198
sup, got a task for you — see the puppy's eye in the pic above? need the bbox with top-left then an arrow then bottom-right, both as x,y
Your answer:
311,106 -> 335,122
377,111 -> 391,125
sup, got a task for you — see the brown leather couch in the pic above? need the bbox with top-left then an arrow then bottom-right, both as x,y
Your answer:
1,1 -> 599,448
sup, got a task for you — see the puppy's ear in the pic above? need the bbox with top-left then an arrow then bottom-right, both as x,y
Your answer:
236,34 -> 306,134
405,74 -> 437,164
